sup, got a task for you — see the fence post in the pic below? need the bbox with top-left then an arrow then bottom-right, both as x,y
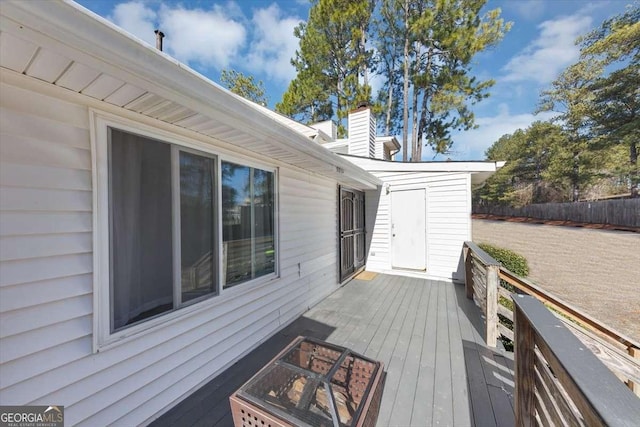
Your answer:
514,298 -> 536,427
463,244 -> 473,299
486,264 -> 499,347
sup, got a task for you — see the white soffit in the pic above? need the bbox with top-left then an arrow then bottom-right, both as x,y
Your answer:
0,1 -> 380,190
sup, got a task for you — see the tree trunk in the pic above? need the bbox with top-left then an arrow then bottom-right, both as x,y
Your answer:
417,90 -> 429,161
411,86 -> 419,161
336,79 -> 342,135
361,23 -> 368,89
572,150 -> 580,202
385,80 -> 394,135
630,140 -> 638,197
402,0 -> 410,162
416,48 -> 432,161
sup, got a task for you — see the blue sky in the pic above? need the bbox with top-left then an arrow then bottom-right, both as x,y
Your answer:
76,0 -> 633,160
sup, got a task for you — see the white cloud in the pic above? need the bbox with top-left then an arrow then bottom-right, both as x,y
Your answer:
501,14 -> 592,84
447,104 -> 558,160
110,1 -> 246,69
245,4 -> 302,82
109,1 -> 157,46
506,0 -> 546,21
159,5 -> 246,68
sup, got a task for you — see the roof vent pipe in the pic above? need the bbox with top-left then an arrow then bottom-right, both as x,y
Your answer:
154,30 -> 165,51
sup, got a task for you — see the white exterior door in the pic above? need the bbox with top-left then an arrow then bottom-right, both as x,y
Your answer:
391,189 -> 426,270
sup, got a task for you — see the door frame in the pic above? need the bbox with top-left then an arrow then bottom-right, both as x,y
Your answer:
339,186 -> 366,282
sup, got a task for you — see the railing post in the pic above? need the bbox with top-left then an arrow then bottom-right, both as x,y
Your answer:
463,244 -> 473,299
514,299 -> 536,427
485,264 -> 499,347
629,347 -> 640,396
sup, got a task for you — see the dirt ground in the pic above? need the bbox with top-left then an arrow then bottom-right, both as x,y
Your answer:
472,219 -> 640,341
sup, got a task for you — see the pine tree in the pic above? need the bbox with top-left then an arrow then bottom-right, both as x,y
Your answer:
220,69 -> 268,106
579,4 -> 640,195
538,62 -> 601,201
276,0 -> 374,136
373,0 -> 510,161
409,0 -> 510,160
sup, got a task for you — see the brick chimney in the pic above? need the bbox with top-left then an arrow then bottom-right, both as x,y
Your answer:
347,104 -> 376,158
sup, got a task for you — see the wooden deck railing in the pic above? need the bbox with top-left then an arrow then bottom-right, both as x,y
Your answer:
513,295 -> 640,426
463,241 -> 640,398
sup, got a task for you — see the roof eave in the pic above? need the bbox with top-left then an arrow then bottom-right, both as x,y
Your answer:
1,0 -> 380,189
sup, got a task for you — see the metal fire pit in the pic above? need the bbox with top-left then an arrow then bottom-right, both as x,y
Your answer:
230,336 -> 385,427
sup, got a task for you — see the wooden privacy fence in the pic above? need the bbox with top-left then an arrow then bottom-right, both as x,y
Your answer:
463,242 -> 640,399
473,198 -> 640,228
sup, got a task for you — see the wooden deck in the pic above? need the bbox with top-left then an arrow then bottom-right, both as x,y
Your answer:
151,274 -> 515,426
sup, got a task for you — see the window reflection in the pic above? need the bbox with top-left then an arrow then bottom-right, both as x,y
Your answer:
180,151 -> 216,302
222,162 -> 275,288
253,168 -> 275,278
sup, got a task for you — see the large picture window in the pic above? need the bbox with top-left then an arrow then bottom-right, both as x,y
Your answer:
98,121 -> 278,343
222,162 -> 276,288
109,128 -> 218,332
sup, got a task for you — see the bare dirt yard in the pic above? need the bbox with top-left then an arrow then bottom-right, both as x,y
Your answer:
472,219 -> 640,341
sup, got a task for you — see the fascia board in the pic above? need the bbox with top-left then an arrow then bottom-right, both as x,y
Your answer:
2,0 -> 380,189
340,155 -> 501,173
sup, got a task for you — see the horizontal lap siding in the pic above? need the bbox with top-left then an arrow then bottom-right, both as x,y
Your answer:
426,174 -> 469,280
365,187 -> 389,271
363,170 -> 470,280
0,81 -> 341,426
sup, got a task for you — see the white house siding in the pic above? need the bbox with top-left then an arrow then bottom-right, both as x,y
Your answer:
363,170 -> 470,281
0,80 -> 344,425
347,109 -> 375,158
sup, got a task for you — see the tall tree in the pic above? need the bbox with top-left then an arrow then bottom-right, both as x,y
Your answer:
538,62 -> 601,201
479,122 -> 568,206
409,0 -> 510,160
276,0 -> 374,136
579,4 -> 640,195
374,0 -> 510,161
373,0 -> 405,136
220,69 -> 268,105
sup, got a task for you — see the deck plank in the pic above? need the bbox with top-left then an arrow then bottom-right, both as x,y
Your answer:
150,274 -> 515,427
345,276 -> 406,356
447,280 -> 473,427
388,278 -> 432,426
376,278 -> 423,426
432,281 -> 454,425
454,282 -> 498,427
340,274 -> 396,352
410,280 -> 438,426
328,274 -> 394,345
453,279 -> 515,427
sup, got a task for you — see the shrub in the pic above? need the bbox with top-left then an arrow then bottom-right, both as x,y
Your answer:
478,243 -> 529,277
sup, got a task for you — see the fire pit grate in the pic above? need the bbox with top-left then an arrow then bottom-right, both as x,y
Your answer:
230,337 -> 385,427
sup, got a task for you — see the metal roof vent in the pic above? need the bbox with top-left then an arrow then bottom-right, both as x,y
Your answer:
154,29 -> 165,51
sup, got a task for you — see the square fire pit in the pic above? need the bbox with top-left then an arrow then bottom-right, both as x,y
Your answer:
230,336 -> 385,427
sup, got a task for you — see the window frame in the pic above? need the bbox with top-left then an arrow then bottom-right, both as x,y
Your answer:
221,160 -> 277,289
91,111 -> 279,351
